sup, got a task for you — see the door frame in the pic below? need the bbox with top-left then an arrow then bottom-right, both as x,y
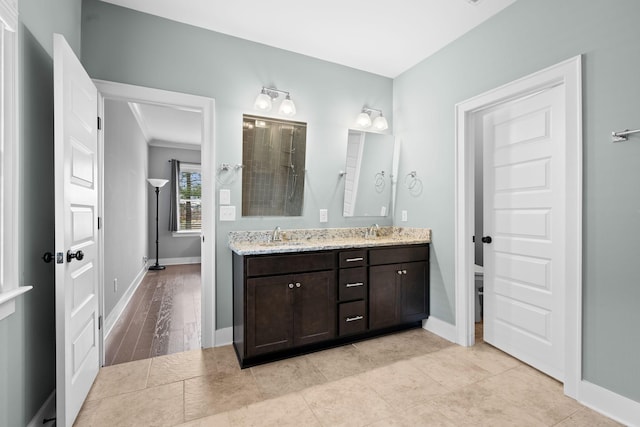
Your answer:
454,56 -> 582,398
94,80 -> 216,360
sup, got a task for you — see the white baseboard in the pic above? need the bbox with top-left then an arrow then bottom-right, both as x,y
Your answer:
104,265 -> 147,339
27,391 -> 55,427
214,327 -> 232,347
158,256 -> 201,265
579,380 -> 640,427
423,316 -> 457,343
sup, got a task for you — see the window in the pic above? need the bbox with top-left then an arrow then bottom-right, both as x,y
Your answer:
0,0 -> 29,321
178,163 -> 202,232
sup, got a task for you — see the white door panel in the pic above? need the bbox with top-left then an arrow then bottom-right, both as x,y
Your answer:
54,33 -> 100,427
482,84 -> 565,381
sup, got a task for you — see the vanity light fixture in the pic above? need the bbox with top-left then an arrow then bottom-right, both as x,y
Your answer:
254,86 -> 297,117
356,107 -> 388,131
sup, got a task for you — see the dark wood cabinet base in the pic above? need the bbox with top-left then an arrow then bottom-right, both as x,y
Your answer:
233,321 -> 423,368
233,244 -> 429,368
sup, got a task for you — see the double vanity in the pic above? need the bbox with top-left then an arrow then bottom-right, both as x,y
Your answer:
229,226 -> 431,367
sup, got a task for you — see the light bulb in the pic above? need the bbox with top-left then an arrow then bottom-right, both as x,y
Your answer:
254,92 -> 272,111
372,115 -> 388,131
279,96 -> 296,116
356,111 -> 372,128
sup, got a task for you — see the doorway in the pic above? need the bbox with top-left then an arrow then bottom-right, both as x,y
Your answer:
94,80 -> 216,365
454,56 -> 582,398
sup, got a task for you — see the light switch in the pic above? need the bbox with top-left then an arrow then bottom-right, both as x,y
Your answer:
220,205 -> 236,221
219,189 -> 231,205
319,209 -> 328,223
401,210 -> 408,222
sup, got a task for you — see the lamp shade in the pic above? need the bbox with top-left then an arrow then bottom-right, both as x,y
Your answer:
372,115 -> 389,131
254,92 -> 272,111
356,111 -> 372,128
279,96 -> 296,116
147,178 -> 169,188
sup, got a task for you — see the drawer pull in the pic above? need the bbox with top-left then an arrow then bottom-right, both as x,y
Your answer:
346,315 -> 364,322
345,257 -> 364,262
345,282 -> 364,288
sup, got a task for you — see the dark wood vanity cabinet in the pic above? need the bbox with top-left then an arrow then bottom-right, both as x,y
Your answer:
369,246 -> 429,329
234,251 -> 336,364
233,244 -> 429,367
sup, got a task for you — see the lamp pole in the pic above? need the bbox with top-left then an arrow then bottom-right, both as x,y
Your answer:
147,179 -> 168,271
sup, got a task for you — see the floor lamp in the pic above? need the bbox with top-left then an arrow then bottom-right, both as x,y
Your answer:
147,178 -> 169,271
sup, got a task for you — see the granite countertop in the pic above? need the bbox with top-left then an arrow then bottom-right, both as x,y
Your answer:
228,226 -> 431,255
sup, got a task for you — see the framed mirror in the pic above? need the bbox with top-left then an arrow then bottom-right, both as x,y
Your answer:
242,115 -> 307,216
343,129 -> 395,217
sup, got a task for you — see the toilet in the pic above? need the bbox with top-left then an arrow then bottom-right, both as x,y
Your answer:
474,264 -> 484,322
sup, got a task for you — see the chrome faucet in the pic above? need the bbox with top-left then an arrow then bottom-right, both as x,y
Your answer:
272,226 -> 283,242
367,223 -> 379,239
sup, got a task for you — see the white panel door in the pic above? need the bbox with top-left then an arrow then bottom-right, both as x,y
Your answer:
54,33 -> 100,427
481,85 -> 566,381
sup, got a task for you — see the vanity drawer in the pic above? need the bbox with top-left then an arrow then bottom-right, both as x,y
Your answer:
338,250 -> 367,268
246,252 -> 335,277
369,245 -> 428,266
338,267 -> 367,301
338,300 -> 367,336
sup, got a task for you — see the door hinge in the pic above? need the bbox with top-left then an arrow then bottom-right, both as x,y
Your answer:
98,216 -> 102,230
98,315 -> 103,330
97,116 -> 102,130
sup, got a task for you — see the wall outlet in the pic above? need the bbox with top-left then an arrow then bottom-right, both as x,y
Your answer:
220,205 -> 236,221
319,209 -> 328,223
113,278 -> 118,293
143,256 -> 148,265
401,210 -> 408,222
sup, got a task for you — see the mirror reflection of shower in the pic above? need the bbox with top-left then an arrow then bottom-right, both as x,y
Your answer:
242,115 -> 307,216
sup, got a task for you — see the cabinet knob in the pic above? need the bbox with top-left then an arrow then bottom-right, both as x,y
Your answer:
288,283 -> 294,289
397,270 -> 402,275
295,282 -> 301,288
402,270 -> 407,275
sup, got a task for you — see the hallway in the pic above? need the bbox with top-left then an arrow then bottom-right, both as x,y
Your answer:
104,264 -> 201,366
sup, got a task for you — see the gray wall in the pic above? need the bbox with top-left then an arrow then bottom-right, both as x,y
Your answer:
103,99 -> 149,317
394,0 -> 640,404
148,146 -> 202,261
80,0 -> 394,329
0,0 -> 82,425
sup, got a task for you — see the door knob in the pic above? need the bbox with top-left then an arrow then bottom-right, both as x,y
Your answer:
67,250 -> 84,263
481,236 -> 492,244
42,252 -> 55,263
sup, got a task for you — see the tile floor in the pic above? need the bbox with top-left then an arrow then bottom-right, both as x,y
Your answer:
75,328 -> 620,426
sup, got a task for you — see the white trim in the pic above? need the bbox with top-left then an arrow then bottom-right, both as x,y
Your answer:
0,286 -> 33,321
103,265 -> 147,339
26,391 -> 56,427
579,380 -> 640,427
454,56 -> 582,399
0,0 -> 20,321
159,256 -> 202,265
94,80 -> 216,349
214,327 -> 233,347
422,316 -> 457,343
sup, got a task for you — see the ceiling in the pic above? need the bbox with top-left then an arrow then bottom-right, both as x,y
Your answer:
129,102 -> 202,149
100,0 -> 517,78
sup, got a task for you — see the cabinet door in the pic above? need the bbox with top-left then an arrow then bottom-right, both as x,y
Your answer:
369,264 -> 401,329
293,271 -> 336,346
246,275 -> 294,357
400,261 -> 429,322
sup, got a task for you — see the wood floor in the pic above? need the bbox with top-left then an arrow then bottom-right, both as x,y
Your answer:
104,264 -> 201,366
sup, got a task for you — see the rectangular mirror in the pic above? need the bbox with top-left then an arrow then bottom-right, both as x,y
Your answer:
343,129 -> 395,217
242,115 -> 307,216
